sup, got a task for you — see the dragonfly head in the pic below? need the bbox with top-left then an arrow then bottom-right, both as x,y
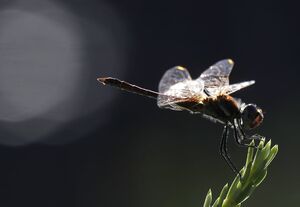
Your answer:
240,104 -> 264,130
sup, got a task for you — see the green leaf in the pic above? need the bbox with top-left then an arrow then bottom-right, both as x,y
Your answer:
202,138 -> 278,207
203,189 -> 212,207
212,184 -> 229,207
253,169 -> 267,187
212,198 -> 220,207
265,145 -> 278,168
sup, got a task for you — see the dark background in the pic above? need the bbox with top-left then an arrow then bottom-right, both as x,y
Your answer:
0,0 -> 298,206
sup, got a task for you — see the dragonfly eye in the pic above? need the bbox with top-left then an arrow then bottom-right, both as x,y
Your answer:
240,104 -> 264,130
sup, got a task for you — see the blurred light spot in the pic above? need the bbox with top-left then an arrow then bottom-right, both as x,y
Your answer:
0,0 -> 129,146
0,11 -> 81,122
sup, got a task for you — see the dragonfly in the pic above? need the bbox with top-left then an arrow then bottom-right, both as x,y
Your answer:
97,59 -> 264,176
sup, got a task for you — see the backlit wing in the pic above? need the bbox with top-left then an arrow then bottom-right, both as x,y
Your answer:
198,59 -> 234,89
220,80 -> 255,95
157,66 -> 204,110
158,66 -> 192,93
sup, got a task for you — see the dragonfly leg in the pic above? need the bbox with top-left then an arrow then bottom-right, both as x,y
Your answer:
233,122 -> 257,148
250,134 -> 265,140
220,124 -> 241,179
237,120 -> 264,142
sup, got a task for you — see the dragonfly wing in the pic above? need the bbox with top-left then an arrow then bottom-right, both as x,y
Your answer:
158,66 -> 192,93
158,66 -> 192,110
157,80 -> 206,110
157,79 -> 205,110
157,96 -> 190,111
220,80 -> 255,95
198,59 -> 234,93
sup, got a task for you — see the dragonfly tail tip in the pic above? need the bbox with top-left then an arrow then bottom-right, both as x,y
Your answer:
97,77 -> 107,85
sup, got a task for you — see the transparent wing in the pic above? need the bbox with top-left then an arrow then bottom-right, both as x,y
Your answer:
158,66 -> 192,93
157,95 -> 191,111
220,80 -> 255,95
157,66 -> 205,110
157,79 -> 205,110
198,59 -> 234,88
157,66 -> 192,110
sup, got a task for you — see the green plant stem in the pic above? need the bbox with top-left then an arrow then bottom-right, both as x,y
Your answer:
203,138 -> 278,207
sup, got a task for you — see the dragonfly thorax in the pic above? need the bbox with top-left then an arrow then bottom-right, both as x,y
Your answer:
202,95 -> 240,123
